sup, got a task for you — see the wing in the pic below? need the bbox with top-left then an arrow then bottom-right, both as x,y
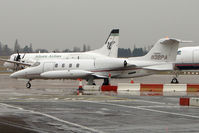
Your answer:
92,74 -> 108,79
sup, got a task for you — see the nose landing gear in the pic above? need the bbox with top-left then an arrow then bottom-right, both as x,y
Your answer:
26,80 -> 32,88
102,78 -> 110,85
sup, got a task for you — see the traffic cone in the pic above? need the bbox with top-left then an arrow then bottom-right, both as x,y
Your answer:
130,78 -> 134,84
77,79 -> 83,95
77,90 -> 79,95
108,73 -> 111,85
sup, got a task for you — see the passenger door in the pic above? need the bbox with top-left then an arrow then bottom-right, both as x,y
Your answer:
43,62 -> 55,72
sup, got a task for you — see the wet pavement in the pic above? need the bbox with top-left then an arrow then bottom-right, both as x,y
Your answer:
0,74 -> 199,133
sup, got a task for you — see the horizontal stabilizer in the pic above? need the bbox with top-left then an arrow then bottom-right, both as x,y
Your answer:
160,38 -> 193,45
142,63 -> 174,71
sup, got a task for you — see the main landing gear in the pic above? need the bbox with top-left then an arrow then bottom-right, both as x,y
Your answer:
171,72 -> 179,84
102,78 -> 110,85
171,77 -> 179,84
26,80 -> 32,88
86,77 -> 96,85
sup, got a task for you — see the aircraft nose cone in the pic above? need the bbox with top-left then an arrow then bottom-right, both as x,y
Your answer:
10,70 -> 26,79
10,72 -> 18,78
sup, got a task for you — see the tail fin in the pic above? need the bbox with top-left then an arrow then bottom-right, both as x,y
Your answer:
134,38 -> 189,62
90,29 -> 119,57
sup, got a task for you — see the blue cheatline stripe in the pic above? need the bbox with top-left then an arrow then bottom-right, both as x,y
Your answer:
175,63 -> 199,70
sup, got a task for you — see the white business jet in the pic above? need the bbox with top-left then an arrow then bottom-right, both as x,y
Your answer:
10,37 -> 187,88
0,29 -> 119,71
168,46 -> 199,83
176,46 -> 199,70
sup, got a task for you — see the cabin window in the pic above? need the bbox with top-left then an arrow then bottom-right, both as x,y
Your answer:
76,63 -> 80,68
69,63 -> 72,68
55,63 -> 58,68
62,63 -> 65,68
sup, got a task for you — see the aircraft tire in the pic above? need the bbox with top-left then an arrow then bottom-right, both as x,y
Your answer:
171,78 -> 179,84
26,82 -> 31,88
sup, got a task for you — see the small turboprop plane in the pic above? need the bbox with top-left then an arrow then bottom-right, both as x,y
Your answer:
0,29 -> 119,71
10,37 -> 188,88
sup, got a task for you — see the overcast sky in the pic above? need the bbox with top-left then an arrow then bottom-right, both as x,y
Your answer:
0,0 -> 198,51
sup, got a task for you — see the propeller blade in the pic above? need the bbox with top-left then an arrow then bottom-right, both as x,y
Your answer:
15,49 -> 21,61
22,53 -> 26,59
17,50 -> 19,55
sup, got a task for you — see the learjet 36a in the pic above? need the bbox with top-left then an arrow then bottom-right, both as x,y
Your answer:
10,37 -> 189,88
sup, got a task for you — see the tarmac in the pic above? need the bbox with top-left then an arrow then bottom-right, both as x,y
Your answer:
0,74 -> 199,133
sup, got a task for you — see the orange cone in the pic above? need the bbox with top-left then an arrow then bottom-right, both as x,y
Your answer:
77,79 -> 83,95
108,73 -> 111,85
130,79 -> 134,84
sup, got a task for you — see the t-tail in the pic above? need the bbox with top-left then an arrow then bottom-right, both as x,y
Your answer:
90,29 -> 119,57
132,38 -> 192,62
